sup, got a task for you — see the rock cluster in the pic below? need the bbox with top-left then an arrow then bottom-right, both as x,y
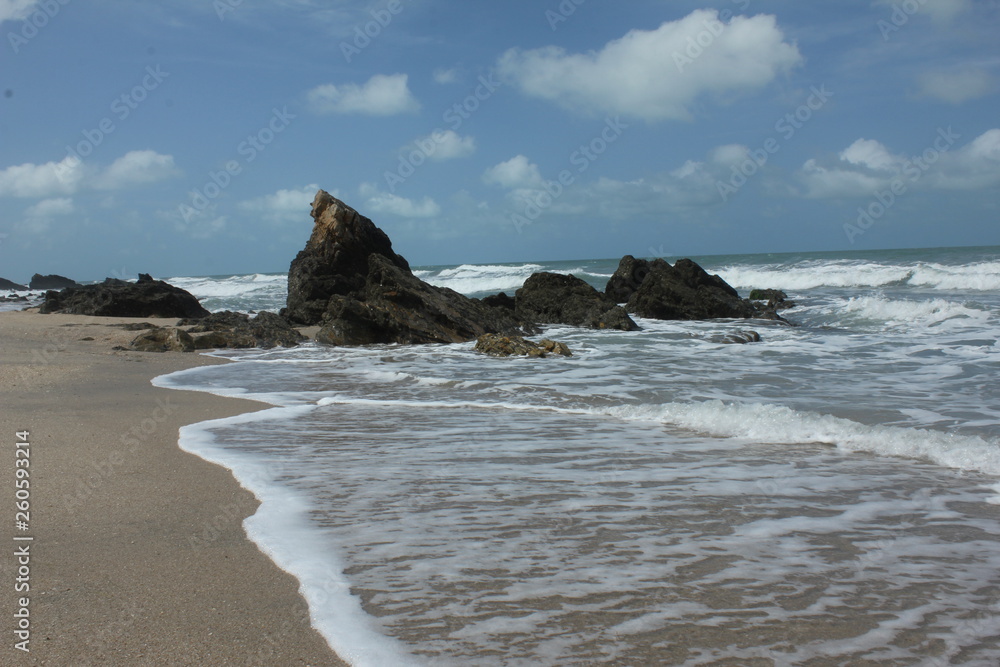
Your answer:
40,274 -> 210,319
514,273 -> 637,331
605,256 -> 787,322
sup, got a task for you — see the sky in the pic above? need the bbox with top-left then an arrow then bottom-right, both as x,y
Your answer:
1,0 -> 998,281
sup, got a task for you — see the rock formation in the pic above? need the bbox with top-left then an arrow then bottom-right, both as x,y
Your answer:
185,311 -> 306,349
284,190 -> 528,346
0,277 -> 27,291
515,272 -> 638,331
39,274 -> 210,319
605,256 -> 787,322
29,274 -> 78,290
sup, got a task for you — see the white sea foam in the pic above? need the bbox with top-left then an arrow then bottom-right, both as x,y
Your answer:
421,263 -> 543,295
716,259 -> 1000,292
608,400 -> 1000,480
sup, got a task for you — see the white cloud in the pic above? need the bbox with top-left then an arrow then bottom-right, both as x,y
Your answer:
94,150 -> 180,190
239,184 -> 322,223
483,155 -> 543,189
433,67 -> 459,85
796,130 -> 1000,197
359,183 -> 440,218
0,156 -> 84,197
0,0 -> 38,23
919,67 -> 996,104
839,139 -> 905,171
19,197 -> 73,234
496,9 -> 801,121
409,130 -> 475,161
0,151 -> 177,198
306,74 -> 420,116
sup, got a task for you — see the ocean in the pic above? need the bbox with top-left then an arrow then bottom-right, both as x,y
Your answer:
140,246 -> 1000,664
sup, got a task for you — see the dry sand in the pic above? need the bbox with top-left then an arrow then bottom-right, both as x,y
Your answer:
0,310 -> 346,666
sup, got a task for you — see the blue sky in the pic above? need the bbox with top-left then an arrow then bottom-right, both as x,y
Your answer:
1,0 -> 998,281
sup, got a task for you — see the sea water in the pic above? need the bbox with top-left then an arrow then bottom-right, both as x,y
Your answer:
156,246 -> 1000,665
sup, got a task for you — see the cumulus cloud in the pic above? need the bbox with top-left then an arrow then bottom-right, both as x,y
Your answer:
20,197 -> 73,233
239,184 -> 322,223
796,130 -> 1000,197
0,156 -> 84,197
405,130 -> 475,162
0,150 -> 178,198
93,151 -> 180,190
0,0 -> 39,23
919,67 -> 996,104
496,9 -> 801,121
306,74 -> 420,116
483,155 -> 544,189
359,183 -> 440,218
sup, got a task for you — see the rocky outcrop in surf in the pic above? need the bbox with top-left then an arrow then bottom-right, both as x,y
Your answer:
0,277 -> 28,291
283,190 -> 529,345
39,274 -> 210,319
515,272 -> 638,331
29,273 -> 78,290
606,256 -> 786,322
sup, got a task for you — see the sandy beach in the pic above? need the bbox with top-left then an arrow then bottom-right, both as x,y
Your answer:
0,310 -> 345,666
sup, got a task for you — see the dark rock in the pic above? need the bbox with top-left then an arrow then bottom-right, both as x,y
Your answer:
748,289 -> 786,302
749,288 -> 796,312
515,272 -> 638,331
189,311 -> 306,350
315,255 -> 527,346
181,310 -> 251,331
474,334 -> 572,358
605,256 -> 654,303
481,292 -> 516,311
29,273 -> 78,290
38,276 -> 210,319
0,277 -> 27,291
286,190 -> 527,346
625,258 -> 757,320
130,327 -> 195,353
284,190 -> 410,326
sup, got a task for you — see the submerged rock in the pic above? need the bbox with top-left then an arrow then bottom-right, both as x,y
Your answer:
474,334 -> 572,358
39,274 -> 210,319
515,272 -> 638,331
29,273 -> 78,290
285,190 -> 527,346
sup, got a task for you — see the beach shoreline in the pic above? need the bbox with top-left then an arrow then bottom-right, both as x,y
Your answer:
0,310 -> 345,666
